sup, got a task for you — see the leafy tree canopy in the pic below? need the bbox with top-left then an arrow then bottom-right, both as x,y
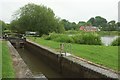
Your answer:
10,3 -> 65,36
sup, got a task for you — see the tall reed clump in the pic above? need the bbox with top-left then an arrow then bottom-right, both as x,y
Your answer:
72,33 -> 102,45
53,35 -> 74,43
111,37 -> 120,46
42,32 -> 102,45
64,30 -> 84,34
42,33 -> 61,40
42,33 -> 74,43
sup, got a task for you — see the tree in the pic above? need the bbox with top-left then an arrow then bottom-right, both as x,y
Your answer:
87,17 -> 96,26
61,19 -> 78,30
94,16 -> 107,28
107,20 -> 116,31
11,3 -> 65,36
116,22 -> 120,31
10,20 -> 20,33
78,21 -> 86,26
87,16 -> 108,30
0,20 -> 7,33
61,19 -> 70,30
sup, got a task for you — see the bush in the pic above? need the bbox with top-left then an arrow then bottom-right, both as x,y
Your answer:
64,30 -> 84,34
41,34 -> 49,39
72,33 -> 102,45
72,34 -> 84,44
42,33 -> 61,40
111,37 -> 120,46
53,35 -> 74,43
42,32 -> 102,45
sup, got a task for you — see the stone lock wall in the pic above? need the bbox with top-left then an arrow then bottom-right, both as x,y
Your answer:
25,40 -> 118,79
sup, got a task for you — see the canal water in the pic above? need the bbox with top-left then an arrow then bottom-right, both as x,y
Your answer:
16,48 -> 64,78
101,36 -> 118,46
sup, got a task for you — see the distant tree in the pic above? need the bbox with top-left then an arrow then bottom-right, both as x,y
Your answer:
78,21 -> 86,26
117,22 -> 120,27
0,20 -> 7,33
86,22 -> 92,26
11,3 -> 65,36
61,19 -> 78,30
94,16 -> 107,28
10,20 -> 20,33
116,22 -> 120,31
107,20 -> 116,31
87,16 -> 108,30
61,19 -> 70,30
87,17 -> 96,26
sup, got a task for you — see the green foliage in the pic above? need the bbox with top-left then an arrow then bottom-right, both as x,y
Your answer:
62,16 -> 119,31
72,34 -> 84,44
87,16 -> 107,29
87,17 -> 96,26
53,35 -> 74,43
10,3 -> 65,35
43,32 -> 102,45
0,20 -> 7,33
0,41 -> 1,78
72,33 -> 102,45
116,22 -> 120,31
61,19 -> 79,31
10,20 -> 20,33
111,37 -> 120,46
87,16 -> 119,31
97,31 -> 119,36
78,21 -> 87,26
107,20 -> 117,31
42,33 -> 73,43
95,16 -> 107,27
41,34 -> 49,40
2,41 -> 15,78
42,33 -> 58,40
64,30 -> 84,34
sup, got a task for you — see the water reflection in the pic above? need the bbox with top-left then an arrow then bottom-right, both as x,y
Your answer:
16,48 -> 63,78
101,36 -> 118,46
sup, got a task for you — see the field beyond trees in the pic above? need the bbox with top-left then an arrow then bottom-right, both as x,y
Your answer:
27,37 -> 118,71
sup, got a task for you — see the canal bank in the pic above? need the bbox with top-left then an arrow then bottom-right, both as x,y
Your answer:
7,41 -> 47,79
24,40 -> 118,79
6,37 -> 119,79
2,40 -> 15,78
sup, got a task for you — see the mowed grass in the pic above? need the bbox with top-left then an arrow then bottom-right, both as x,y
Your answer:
2,41 -> 15,78
0,41 -> 2,78
28,37 -> 118,71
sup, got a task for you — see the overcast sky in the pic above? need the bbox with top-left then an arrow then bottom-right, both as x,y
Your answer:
0,0 -> 119,23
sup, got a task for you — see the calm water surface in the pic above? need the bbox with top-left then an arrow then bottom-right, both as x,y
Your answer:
17,48 -> 64,78
101,36 -> 118,46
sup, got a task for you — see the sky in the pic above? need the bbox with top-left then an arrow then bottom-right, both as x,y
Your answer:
118,1 -> 120,22
0,0 -> 119,23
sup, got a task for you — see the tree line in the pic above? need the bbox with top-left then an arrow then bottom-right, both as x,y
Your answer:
1,3 -> 120,36
62,16 -> 120,31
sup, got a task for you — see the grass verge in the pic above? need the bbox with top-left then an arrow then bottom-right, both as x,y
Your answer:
2,40 -> 15,78
27,37 -> 118,71
0,41 -> 2,78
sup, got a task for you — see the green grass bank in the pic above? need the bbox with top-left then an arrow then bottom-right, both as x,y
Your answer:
2,40 -> 15,78
0,41 -> 2,78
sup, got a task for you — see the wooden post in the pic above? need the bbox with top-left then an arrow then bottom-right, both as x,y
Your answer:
60,43 -> 64,55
